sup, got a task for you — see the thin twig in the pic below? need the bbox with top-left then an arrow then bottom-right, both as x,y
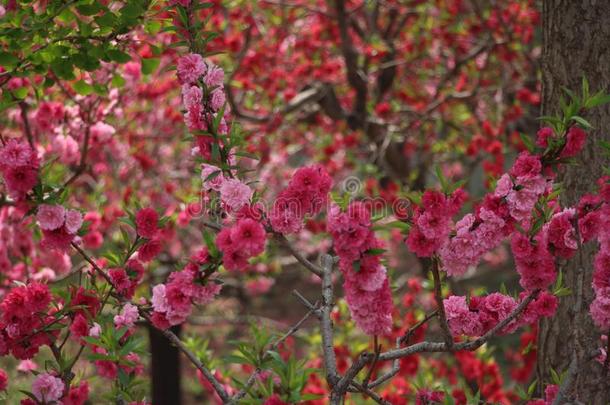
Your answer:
399,309 -> 438,345
275,234 -> 324,277
230,303 -> 319,402
19,102 -> 34,147
362,336 -> 381,388
349,380 -> 392,405
431,259 -> 454,349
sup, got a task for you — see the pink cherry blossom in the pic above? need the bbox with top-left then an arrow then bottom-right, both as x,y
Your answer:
177,53 -> 207,84
114,303 -> 139,329
201,164 -> 224,191
64,209 -> 83,234
36,204 -> 66,231
32,373 -> 65,403
135,208 -> 159,239
220,179 -> 253,211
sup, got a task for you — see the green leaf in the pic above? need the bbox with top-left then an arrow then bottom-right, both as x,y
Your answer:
203,169 -> 222,183
120,2 -> 146,19
550,368 -> 561,385
0,51 -> 20,68
112,74 -> 126,88
519,132 -> 535,153
554,287 -> 572,297
107,49 -> 131,63
73,80 -> 93,96
586,92 -> 610,109
561,86 -> 580,106
365,248 -> 386,256
582,76 -> 590,101
72,52 -> 101,72
95,12 -> 117,28
515,384 -> 528,400
385,221 -> 411,231
434,164 -> 449,192
223,354 -> 250,365
527,379 -> 538,397
499,282 -> 508,296
141,58 -> 160,75
50,59 -> 75,80
301,394 -> 324,401
571,115 -> 593,129
76,4 -> 105,16
12,87 -> 28,99
145,20 -> 162,35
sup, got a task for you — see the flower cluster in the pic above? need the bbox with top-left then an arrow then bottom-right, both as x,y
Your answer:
589,192 -> 610,329
67,287 -> 102,343
201,165 -> 254,212
511,230 -> 556,290
114,303 -> 140,330
328,201 -> 393,335
545,208 -> 578,258
536,125 -> 587,158
497,151 -> 547,223
270,165 -> 332,234
444,291 -> 557,337
0,139 -> 39,200
33,101 -> 64,133
177,53 -> 229,154
0,283 -> 55,359
36,204 -> 83,251
435,152 -> 550,277
134,207 -> 166,263
92,348 -> 144,381
216,218 -> 266,272
406,190 -> 464,259
108,259 -> 146,299
150,249 -> 222,329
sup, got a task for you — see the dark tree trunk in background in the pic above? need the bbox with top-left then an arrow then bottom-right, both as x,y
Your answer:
537,1 -> 610,402
149,325 -> 182,404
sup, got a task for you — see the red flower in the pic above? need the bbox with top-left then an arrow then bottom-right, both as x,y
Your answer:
135,208 -> 159,239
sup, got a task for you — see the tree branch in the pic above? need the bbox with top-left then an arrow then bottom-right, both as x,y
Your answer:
275,233 -> 324,277
320,254 -> 340,387
431,259 -> 454,349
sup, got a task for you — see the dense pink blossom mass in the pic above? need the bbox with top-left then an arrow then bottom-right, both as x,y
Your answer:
328,201 -> 394,336
0,0 -> 609,403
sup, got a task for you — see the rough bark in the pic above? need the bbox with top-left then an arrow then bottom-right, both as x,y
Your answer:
149,325 -> 182,404
537,1 -> 610,402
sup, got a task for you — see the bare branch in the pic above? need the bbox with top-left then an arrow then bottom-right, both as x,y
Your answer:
349,381 -> 392,405
379,289 -> 541,362
431,259 -> 454,349
19,102 -> 34,147
320,254 -> 340,387
275,233 -> 324,277
399,309 -> 438,345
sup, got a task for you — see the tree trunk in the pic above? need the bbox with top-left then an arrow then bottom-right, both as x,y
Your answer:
149,325 -> 182,404
537,1 -> 610,402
